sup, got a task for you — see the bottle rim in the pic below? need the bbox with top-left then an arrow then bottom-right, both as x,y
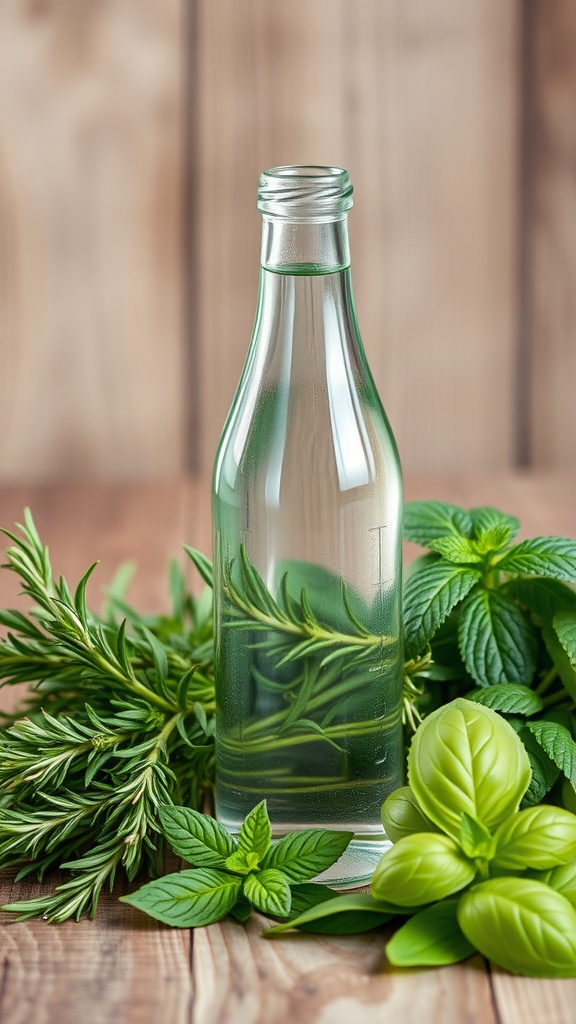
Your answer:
258,165 -> 353,220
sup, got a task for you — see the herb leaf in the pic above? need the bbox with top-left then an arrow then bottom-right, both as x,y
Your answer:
492,806 -> 576,870
158,805 -> 237,867
119,868 -> 241,928
526,720 -> 576,785
403,501 -> 473,546
409,699 -> 531,838
497,537 -> 576,583
458,589 -> 537,687
458,877 -> 576,977
243,869 -> 292,917
381,786 -> 439,843
371,833 -> 476,907
260,829 -> 353,882
466,683 -> 544,716
264,892 -> 395,937
386,899 -> 475,967
237,801 -> 271,861
403,562 -> 480,658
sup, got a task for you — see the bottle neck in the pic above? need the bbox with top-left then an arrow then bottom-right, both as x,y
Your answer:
260,215 -> 350,275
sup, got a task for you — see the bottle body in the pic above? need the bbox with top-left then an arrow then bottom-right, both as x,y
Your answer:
212,168 -> 403,885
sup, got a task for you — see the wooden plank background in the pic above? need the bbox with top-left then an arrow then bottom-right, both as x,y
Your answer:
0,0 -> 574,481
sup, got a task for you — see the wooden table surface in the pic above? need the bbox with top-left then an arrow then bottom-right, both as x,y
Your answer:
1,474 -> 576,1024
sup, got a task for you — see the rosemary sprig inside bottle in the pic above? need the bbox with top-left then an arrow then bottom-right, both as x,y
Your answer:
214,546 -> 403,823
0,510 -> 215,923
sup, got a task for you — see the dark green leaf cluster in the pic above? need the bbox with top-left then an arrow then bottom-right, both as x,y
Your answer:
121,800 -> 353,926
270,699 -> 576,977
0,511 -> 215,922
402,500 -> 576,810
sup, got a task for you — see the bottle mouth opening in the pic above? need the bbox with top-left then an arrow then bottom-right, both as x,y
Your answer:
258,165 -> 353,219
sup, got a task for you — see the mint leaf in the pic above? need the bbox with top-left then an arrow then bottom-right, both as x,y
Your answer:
554,612 -> 576,663
428,536 -> 483,564
229,896 -> 252,924
526,720 -> 576,785
403,562 -> 480,658
469,506 -> 520,542
225,849 -> 261,875
289,883 -> 339,916
243,869 -> 291,917
238,800 -> 271,860
466,683 -> 544,716
158,805 -> 237,867
505,577 -> 576,622
403,501 -> 473,546
264,893 -> 396,937
260,828 -> 353,883
120,868 -> 241,927
542,624 -> 576,702
386,899 -> 475,967
472,524 -> 514,555
497,537 -> 576,583
458,589 -> 537,687
520,727 -> 561,807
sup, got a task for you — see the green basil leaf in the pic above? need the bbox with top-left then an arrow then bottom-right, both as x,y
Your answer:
458,877 -> 576,977
428,536 -> 483,564
505,577 -> 576,623
458,589 -> 538,687
459,813 -> 493,859
403,562 -> 480,658
381,786 -> 439,843
371,833 -> 475,907
260,828 -> 353,882
492,806 -> 576,870
243,869 -> 292,917
519,728 -> 561,808
158,805 -> 237,867
120,868 -> 241,927
466,683 -> 543,717
531,860 -> 576,907
469,506 -> 520,542
403,501 -> 473,546
386,899 -> 475,967
238,800 -> 271,860
497,537 -> 576,583
409,699 -> 531,838
526,720 -> 576,785
264,893 -> 396,937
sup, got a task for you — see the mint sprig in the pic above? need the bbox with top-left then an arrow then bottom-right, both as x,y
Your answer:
121,800 -> 352,926
402,500 -> 576,811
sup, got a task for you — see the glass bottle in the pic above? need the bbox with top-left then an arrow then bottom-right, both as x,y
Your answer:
212,165 -> 403,885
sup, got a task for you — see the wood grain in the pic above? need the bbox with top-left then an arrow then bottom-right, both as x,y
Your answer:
0,0 -> 185,480
196,0 -> 520,476
0,876 -> 192,1024
529,0 -> 576,468
192,912 -> 496,1024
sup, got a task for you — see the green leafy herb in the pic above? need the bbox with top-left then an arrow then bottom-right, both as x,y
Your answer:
386,900 -> 475,967
0,510 -> 215,922
122,798 -> 349,928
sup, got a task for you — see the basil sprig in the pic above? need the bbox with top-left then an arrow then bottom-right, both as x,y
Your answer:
269,699 -> 576,978
121,800 -> 353,926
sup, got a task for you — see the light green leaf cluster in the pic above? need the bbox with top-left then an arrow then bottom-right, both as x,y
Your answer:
402,499 -> 576,817
121,800 -> 353,927
270,699 -> 576,977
